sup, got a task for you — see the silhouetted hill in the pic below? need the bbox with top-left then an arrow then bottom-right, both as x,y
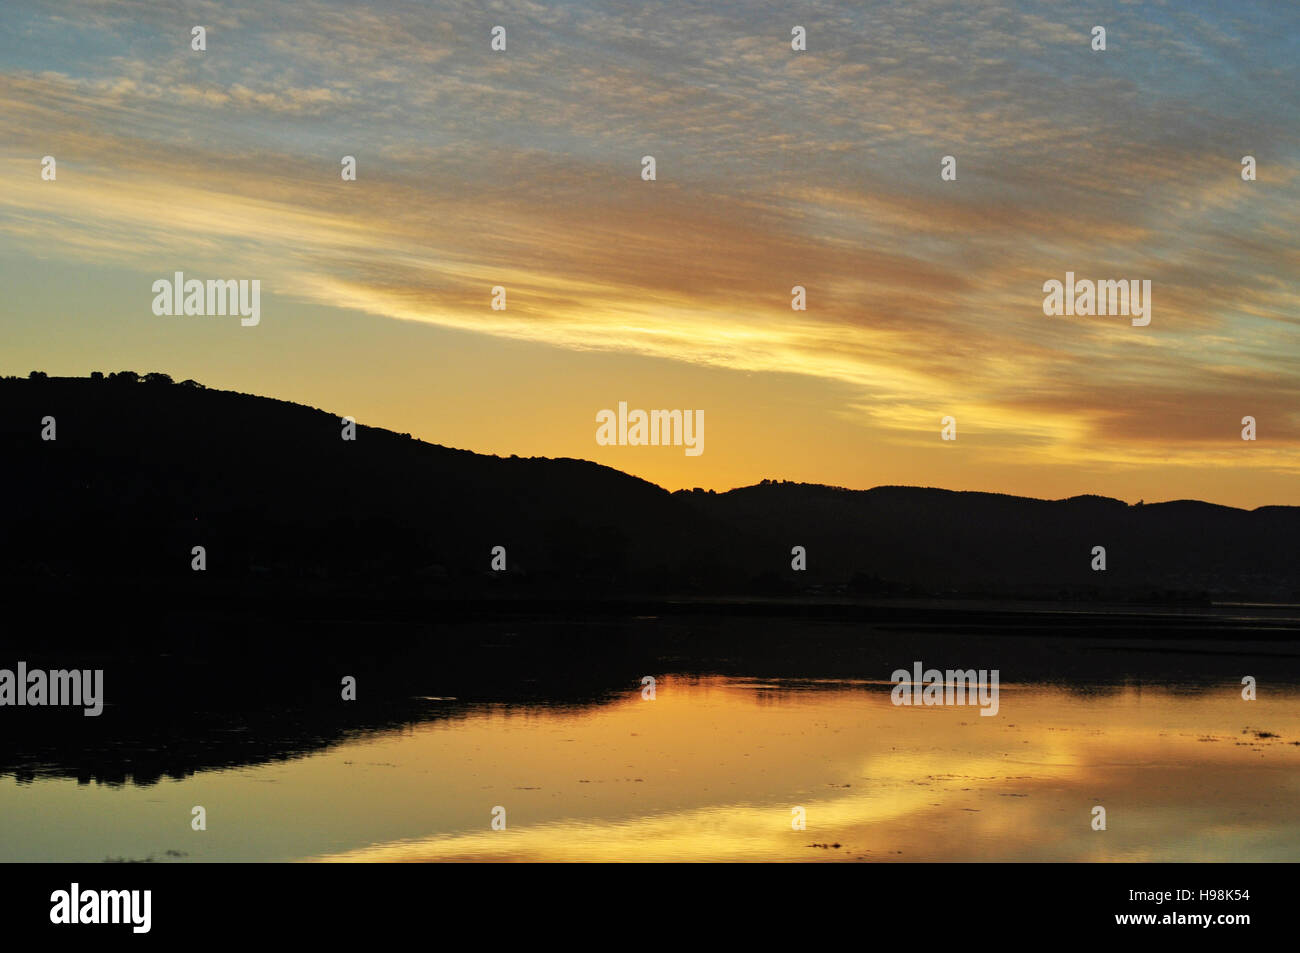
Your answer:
3,375 -> 1298,608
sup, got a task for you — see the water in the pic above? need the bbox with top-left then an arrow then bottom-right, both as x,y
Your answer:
4,615 -> 1299,862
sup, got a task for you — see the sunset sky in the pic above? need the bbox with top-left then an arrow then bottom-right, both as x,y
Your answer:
2,0 -> 1297,506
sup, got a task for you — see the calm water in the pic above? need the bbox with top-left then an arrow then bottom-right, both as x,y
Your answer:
3,658 -> 1299,861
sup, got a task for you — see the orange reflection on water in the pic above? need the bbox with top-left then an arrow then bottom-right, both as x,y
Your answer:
313,677 -> 1300,862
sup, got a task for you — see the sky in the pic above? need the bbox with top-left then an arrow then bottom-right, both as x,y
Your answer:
1,0 -> 1297,506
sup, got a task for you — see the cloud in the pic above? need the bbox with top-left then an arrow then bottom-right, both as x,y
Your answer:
2,0 -> 1298,487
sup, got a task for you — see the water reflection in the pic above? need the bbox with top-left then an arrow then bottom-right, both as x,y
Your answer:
2,616 -> 1299,861
310,678 -> 1300,862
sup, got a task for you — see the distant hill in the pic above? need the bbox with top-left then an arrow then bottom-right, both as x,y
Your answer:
3,374 -> 1298,606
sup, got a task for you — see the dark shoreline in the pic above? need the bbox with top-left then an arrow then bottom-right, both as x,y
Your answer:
4,602 -> 1298,787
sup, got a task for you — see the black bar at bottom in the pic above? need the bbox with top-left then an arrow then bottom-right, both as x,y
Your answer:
5,862 -> 1281,940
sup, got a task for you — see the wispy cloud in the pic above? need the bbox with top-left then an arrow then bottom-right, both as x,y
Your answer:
2,0 -> 1298,495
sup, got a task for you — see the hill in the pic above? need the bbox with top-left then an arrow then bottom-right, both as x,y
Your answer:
3,374 -> 1298,610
